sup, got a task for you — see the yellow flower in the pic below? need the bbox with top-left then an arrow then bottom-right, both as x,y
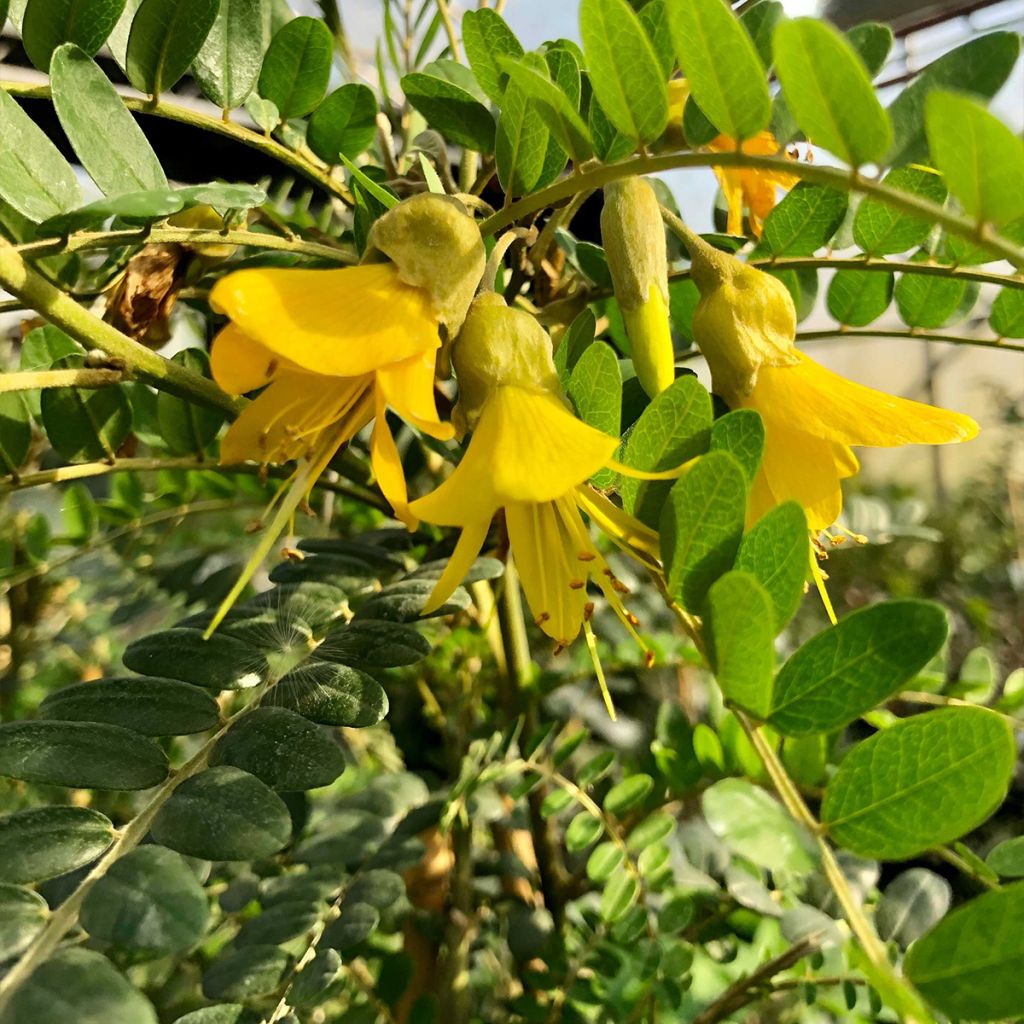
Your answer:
667,78 -> 796,238
409,294 -> 662,713
210,261 -> 452,528
680,228 -> 978,533
203,194 -> 485,635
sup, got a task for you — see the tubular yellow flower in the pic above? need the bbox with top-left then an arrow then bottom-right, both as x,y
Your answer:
409,294 -> 662,711
667,78 -> 796,238
203,194 -> 485,635
601,178 -> 675,398
679,227 -> 979,534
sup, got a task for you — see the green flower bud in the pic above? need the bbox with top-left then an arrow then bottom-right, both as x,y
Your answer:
366,193 -> 486,335
681,228 -> 799,400
451,292 -> 561,436
601,178 -> 675,398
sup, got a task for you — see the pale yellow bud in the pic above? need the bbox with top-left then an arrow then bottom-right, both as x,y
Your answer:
366,193 -> 485,335
601,178 -> 675,398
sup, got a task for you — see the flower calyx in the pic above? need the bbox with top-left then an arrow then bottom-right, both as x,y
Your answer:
365,193 -> 486,336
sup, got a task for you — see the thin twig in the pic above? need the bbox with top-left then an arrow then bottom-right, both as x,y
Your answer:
0,368 -> 124,393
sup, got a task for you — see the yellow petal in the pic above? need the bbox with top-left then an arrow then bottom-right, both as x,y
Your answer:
210,324 -> 294,396
575,486 -> 661,569
219,372 -> 372,466
209,262 -> 439,377
506,499 -> 588,645
376,350 -> 454,441
421,516 -> 492,615
370,390 -> 415,529
757,418 -> 845,531
751,354 -> 979,447
410,386 -> 618,527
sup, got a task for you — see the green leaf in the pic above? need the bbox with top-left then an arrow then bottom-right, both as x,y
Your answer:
263,661 -> 388,727
172,1007 -> 262,1024
0,89 -> 81,221
703,778 -> 815,873
322,903 -> 378,949
234,900 -> 319,947
123,627 -> 269,690
666,0 -> 770,140
40,676 -> 220,735
81,845 -> 209,953
0,720 -> 167,790
763,183 -> 848,256
39,367 -> 132,463
495,52 -> 550,196
620,375 -> 713,528
768,600 -> 948,737
258,15 -> 333,121
987,836 -> 1024,878
741,0 -> 785,69
565,812 -> 603,853
821,707 -> 1015,859
568,341 -> 620,489
202,946 -> 293,1002
708,408 -> 764,485
0,885 -> 48,961
498,55 -> 593,163
579,0 -> 667,146
876,868 -> 951,948
307,84 -> 377,164
603,774 -> 654,816
37,188 -> 186,235
826,270 -> 894,326
193,0 -> 267,110
402,60 -> 496,153
50,44 -> 167,194
152,765 -> 292,860
156,349 -> 224,454
0,806 -> 114,884
462,7 -> 523,104
705,571 -> 775,717
540,789 -> 573,818
638,0 -> 674,77
313,619 -> 430,670
990,288 -> 1024,339
735,502 -> 807,631
600,871 -> 638,922
660,450 -> 747,612
289,948 -> 341,1007
905,883 -> 1024,1021
626,811 -> 675,852
845,21 -> 894,78
926,91 -> 1024,227
1,948 -> 158,1024
22,0 -> 126,70
535,47 -> 578,186
60,482 -> 97,541
887,32 -> 1021,167
773,18 -> 892,165
126,0 -> 218,95
894,268 -> 965,329
211,706 -> 345,791
0,392 -> 32,475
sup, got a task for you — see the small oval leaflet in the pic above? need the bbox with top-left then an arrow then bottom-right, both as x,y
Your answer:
0,884 -> 49,960
150,765 -> 292,861
0,805 -> 115,884
123,627 -> 269,690
210,706 -> 346,791
202,944 -> 293,1002
40,676 -> 220,735
264,661 -> 389,728
0,720 -> 168,790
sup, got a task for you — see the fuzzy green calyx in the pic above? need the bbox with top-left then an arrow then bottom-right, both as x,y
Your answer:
681,227 -> 799,399
601,178 -> 674,398
451,292 -> 561,436
366,193 -> 486,335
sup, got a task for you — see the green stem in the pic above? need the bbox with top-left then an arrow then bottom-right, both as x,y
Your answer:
795,329 -> 1024,354
0,368 -> 124,392
480,153 -> 1024,267
0,82 -> 349,203
15,227 -> 354,265
0,239 -> 241,416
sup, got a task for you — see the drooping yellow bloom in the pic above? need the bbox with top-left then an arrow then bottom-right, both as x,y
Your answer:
203,194 -> 485,634
667,79 -> 796,238
680,227 -> 978,533
409,294 -> 662,708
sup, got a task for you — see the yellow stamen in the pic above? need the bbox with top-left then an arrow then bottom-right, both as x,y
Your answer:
583,619 -> 616,721
809,544 -> 838,626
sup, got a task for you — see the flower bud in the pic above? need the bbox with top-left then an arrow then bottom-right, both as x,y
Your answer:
682,229 -> 799,399
450,292 -> 561,435
600,178 -> 675,398
366,193 -> 485,335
